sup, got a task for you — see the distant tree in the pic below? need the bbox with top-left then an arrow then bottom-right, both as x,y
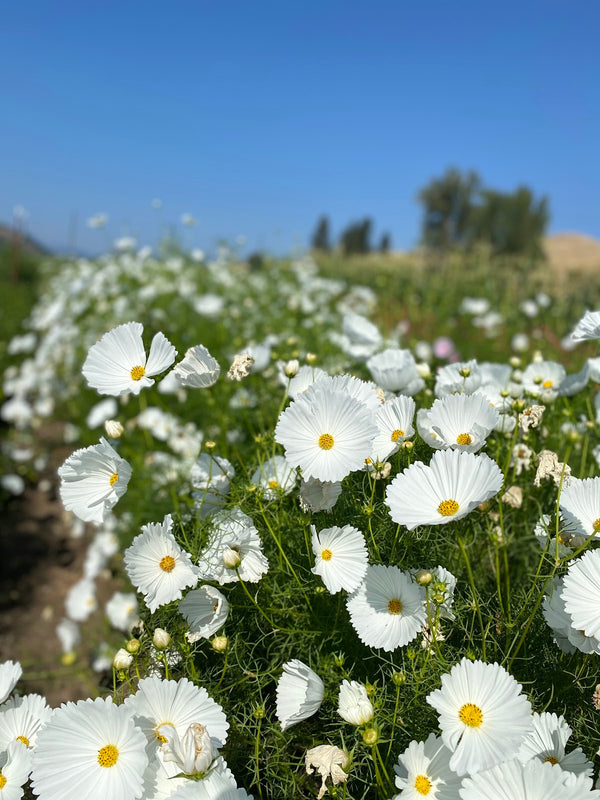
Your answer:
339,217 -> 372,256
418,168 -> 549,258
418,168 -> 482,249
471,186 -> 549,258
379,233 -> 391,253
311,215 -> 331,251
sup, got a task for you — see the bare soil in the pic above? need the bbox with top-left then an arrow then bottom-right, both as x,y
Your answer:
0,425 -> 120,707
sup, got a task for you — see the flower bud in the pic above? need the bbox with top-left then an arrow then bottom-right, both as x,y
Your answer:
104,419 -> 124,438
415,569 -> 433,586
284,359 -> 299,377
392,670 -> 406,686
211,636 -> 228,652
362,728 -> 379,745
113,648 -> 133,670
152,628 -> 171,650
222,547 -> 242,569
306,353 -> 317,364
126,638 -> 141,654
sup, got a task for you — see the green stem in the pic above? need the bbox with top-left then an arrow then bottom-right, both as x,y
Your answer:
254,716 -> 263,798
457,533 -> 486,661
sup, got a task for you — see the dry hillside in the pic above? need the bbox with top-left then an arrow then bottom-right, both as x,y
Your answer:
543,232 -> 600,274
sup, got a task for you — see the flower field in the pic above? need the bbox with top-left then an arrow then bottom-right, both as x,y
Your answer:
1,244 -> 600,799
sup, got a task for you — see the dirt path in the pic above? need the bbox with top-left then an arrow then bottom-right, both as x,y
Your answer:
0,425 -> 121,706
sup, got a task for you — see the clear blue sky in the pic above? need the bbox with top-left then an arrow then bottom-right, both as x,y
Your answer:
2,0 -> 599,255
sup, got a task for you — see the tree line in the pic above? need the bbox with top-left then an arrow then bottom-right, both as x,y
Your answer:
311,168 -> 549,258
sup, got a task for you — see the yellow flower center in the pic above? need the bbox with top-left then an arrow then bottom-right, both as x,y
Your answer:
387,598 -> 402,614
542,380 -> 553,388
130,365 -> 146,381
97,744 -> 119,767
438,499 -> 459,516
321,549 -> 333,561
213,601 -> 219,612
0,774 -> 6,789
268,480 -> 279,488
159,555 -> 176,572
459,703 -> 483,727
109,472 -> 118,486
544,755 -> 559,765
456,433 -> 472,445
318,433 -> 334,450
16,735 -> 29,746
593,518 -> 600,533
391,429 -> 405,442
155,723 -> 172,744
414,774 -> 432,795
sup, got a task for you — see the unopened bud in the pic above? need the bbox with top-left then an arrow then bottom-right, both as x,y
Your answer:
284,359 -> 299,378
211,635 -> 228,652
392,670 -> 406,686
152,628 -> 171,650
126,638 -> 141,654
415,569 -> 433,586
113,648 -> 133,670
362,727 -> 379,745
306,353 -> 317,364
222,547 -> 242,569
104,419 -> 124,438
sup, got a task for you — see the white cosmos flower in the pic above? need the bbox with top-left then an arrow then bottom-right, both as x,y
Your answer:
385,449 -> 503,531
30,696 -> 149,800
306,745 -> 349,800
347,565 -> 426,651
123,677 -> 229,754
417,393 -> 499,453
0,741 -> 32,800
250,455 -> 296,499
310,524 -> 368,594
105,591 -> 139,633
308,374 -> 383,414
543,576 -> 600,655
0,693 -> 52,750
521,360 -> 566,401
559,477 -> 600,538
286,365 -> 328,399
516,712 -> 593,778
58,437 -> 131,524
371,396 -> 415,462
337,680 -> 373,725
0,662 -> 22,705
459,757 -> 599,800
426,658 -> 532,776
179,585 -> 229,642
299,478 -> 342,513
82,321 -> 176,396
434,360 -> 482,397
392,732 -> 461,800
167,762 -> 252,799
157,722 -> 217,776
173,345 -> 220,388
366,348 -> 425,396
276,660 -> 324,731
570,310 -> 600,341
124,515 -> 199,613
275,385 -> 377,482
561,549 -> 600,639
65,578 -> 97,622
196,509 -> 269,585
